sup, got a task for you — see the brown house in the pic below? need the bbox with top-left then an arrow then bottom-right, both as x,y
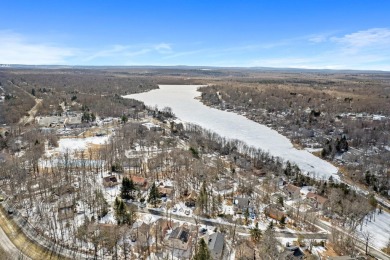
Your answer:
264,206 -> 286,221
131,176 -> 147,188
283,184 -> 301,199
306,192 -> 328,210
158,186 -> 174,198
103,175 -> 118,187
57,200 -> 75,221
185,190 -> 197,207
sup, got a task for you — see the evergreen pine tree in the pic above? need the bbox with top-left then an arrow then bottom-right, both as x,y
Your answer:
114,197 -> 126,224
193,238 -> 212,260
284,161 -> 292,176
197,181 -> 208,214
148,182 -> 159,207
121,177 -> 135,200
244,208 -> 250,225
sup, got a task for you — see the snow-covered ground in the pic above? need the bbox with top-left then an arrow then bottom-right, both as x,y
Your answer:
300,186 -> 316,196
124,85 -> 339,181
359,209 -> 390,249
171,202 -> 193,217
40,135 -> 110,167
56,135 -> 109,153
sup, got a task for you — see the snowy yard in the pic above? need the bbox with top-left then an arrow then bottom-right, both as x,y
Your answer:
56,135 -> 110,153
359,209 -> 390,249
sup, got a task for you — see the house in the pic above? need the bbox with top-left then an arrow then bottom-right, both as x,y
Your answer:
57,200 -> 74,221
233,197 -> 252,214
131,222 -> 151,246
131,176 -> 147,188
306,192 -> 328,210
207,232 -> 225,260
264,206 -> 286,221
253,169 -> 267,177
158,186 -> 174,199
166,225 -> 192,251
281,246 -> 304,259
103,175 -> 118,187
142,122 -> 162,131
185,190 -> 197,207
283,184 -> 301,199
214,179 -> 234,192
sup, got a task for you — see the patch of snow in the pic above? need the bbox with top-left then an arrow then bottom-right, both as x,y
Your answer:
305,148 -> 323,153
57,135 -> 109,153
359,209 -> 390,249
373,115 -> 386,121
300,186 -> 315,196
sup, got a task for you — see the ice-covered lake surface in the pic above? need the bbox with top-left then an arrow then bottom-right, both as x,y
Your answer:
124,85 -> 339,181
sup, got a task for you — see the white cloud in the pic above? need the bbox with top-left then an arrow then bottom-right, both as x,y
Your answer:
84,42 -> 173,62
154,43 -> 172,54
0,31 -> 76,64
331,28 -> 390,53
309,35 -> 327,43
245,28 -> 390,71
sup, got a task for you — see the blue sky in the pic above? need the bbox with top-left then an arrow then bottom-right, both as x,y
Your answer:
1,1 -> 390,70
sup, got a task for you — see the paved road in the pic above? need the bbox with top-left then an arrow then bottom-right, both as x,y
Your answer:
0,200 -> 91,260
133,204 -> 329,240
7,80 -> 42,126
0,219 -> 30,259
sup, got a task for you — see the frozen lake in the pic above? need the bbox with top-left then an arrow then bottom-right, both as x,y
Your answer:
124,85 -> 339,181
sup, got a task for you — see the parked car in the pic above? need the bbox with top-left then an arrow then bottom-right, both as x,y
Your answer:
185,201 -> 196,207
200,228 -> 207,234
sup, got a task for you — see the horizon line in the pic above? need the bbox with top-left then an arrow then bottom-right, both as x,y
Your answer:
1,64 -> 389,73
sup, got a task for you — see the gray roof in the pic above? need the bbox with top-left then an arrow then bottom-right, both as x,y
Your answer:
233,197 -> 250,209
207,232 -> 225,255
169,226 -> 190,243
